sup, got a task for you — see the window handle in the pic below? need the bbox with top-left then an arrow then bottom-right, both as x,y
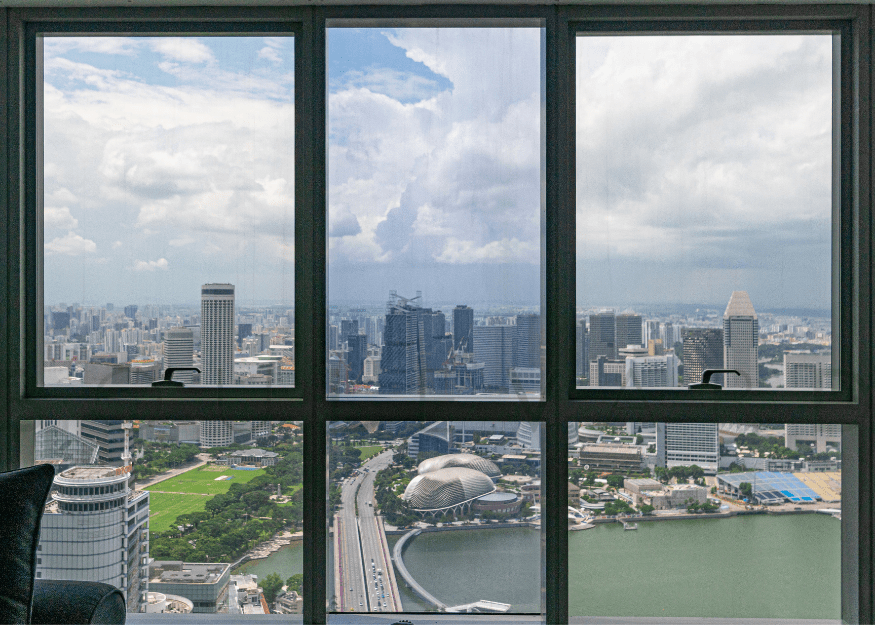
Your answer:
151,367 -> 201,388
688,369 -> 740,390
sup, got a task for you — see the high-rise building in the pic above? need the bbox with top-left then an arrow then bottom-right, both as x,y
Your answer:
662,322 -> 675,351
164,327 -> 195,384
80,420 -> 127,465
624,354 -> 678,388
200,421 -> 233,447
576,320 -> 588,380
589,355 -> 625,387
785,424 -> 841,454
453,305 -> 474,353
201,284 -> 235,385
340,319 -> 359,343
124,305 -> 138,320
514,314 -> 541,369
346,333 -> 367,383
588,311 -> 617,367
683,328 -> 723,387
616,313 -> 643,351
473,325 -> 514,391
784,352 -> 832,389
378,294 -> 426,394
130,359 -> 161,384
517,422 -> 578,451
723,291 -> 759,388
656,422 -> 719,473
37,466 -> 150,612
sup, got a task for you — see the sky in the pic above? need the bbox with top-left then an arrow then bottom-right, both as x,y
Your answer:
43,30 -> 833,313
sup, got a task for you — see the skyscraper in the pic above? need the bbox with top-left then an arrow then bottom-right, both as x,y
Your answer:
784,352 -> 832,389
346,333 -> 367,384
201,283 -> 235,385
514,314 -> 541,369
656,422 -> 719,473
473,325 -> 515,391
453,305 -> 474,352
588,311 -> 616,367
576,320 -> 588,380
723,291 -> 759,388
616,313 -> 643,350
378,294 -> 426,394
624,354 -> 679,388
683,328 -> 723,387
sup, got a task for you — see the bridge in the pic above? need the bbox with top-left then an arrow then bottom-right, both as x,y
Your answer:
392,529 -> 448,611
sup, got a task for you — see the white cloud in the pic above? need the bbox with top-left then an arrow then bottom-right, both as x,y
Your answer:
45,232 -> 96,255
149,38 -> 214,64
436,237 -> 538,264
44,206 -> 78,230
133,258 -> 169,271
112,241 -> 123,249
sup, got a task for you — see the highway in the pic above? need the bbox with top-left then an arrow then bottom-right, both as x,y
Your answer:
334,448 -> 403,613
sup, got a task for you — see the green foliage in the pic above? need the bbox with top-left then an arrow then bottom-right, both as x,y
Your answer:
639,504 -> 654,516
287,573 -> 304,595
739,482 -> 753,498
602,500 -> 634,516
605,474 -> 624,489
261,572 -> 284,604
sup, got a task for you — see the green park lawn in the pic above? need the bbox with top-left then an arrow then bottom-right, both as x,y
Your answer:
146,465 -> 267,495
356,445 -> 383,462
147,492 -> 210,533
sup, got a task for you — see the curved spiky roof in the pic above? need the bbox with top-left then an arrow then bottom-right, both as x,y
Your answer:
417,453 -> 501,479
402,467 -> 496,512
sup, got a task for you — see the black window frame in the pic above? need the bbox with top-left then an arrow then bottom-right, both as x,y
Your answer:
0,4 -> 871,625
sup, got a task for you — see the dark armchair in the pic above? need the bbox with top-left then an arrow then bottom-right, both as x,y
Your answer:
0,464 -> 126,624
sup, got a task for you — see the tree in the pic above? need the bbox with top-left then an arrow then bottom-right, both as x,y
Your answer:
286,573 -> 304,596
639,504 -> 654,516
739,482 -> 753,499
605,474 -> 624,489
261,572 -> 284,604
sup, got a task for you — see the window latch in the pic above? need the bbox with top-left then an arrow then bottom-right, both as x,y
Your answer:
151,367 -> 200,388
688,369 -> 740,390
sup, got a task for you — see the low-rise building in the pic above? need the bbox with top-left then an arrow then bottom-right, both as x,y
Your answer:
229,574 -> 266,615
148,561 -> 230,613
218,448 -> 280,467
577,444 -> 643,472
472,492 -> 522,515
644,484 -> 708,510
274,590 -> 303,614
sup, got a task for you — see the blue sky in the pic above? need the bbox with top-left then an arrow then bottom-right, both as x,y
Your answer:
42,31 -> 832,313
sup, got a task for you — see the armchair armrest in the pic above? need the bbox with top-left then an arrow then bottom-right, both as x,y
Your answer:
31,580 -> 126,625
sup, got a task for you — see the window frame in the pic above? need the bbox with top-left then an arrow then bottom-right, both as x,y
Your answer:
1,4 -> 871,625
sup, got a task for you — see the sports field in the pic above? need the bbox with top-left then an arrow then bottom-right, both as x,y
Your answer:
146,465 -> 267,495
147,492 -> 210,533
356,445 -> 383,461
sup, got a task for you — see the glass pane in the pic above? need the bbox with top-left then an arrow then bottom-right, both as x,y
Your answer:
40,36 -> 295,388
569,421 -> 842,620
22,419 -> 304,618
575,35 -> 835,390
328,420 -> 544,613
327,27 -> 544,399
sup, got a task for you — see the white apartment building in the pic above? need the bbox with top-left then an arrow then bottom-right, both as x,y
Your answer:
786,423 -> 842,454
657,422 -> 719,474
784,351 -> 832,389
623,354 -> 679,388
37,466 -> 150,613
201,284 -> 235,385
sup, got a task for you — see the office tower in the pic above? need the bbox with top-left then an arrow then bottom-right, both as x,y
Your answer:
616,313 -> 643,350
589,355 -> 625,387
130,359 -> 161,384
164,327 -> 195,384
576,320 -> 588,379
624,354 -> 679,388
453,305 -> 474,352
346,333 -> 367,383
683,328 -> 723,387
80,420 -> 127,465
51,310 -> 70,331
37,466 -> 150,612
648,338 -> 664,356
785,424 -> 841,454
645,320 -> 660,347
588,311 -> 617,367
723,291 -> 759,388
378,294 -> 426,394
340,319 -> 359,342
514,314 -> 541,369
662,322 -> 675,350
656,422 -> 719,473
517,422 -> 540,450
251,421 -> 271,440
201,283 -> 235,385
568,421 -> 579,446
201,421 -> 233,447
328,324 -> 339,351
784,352 -> 832,389
237,323 -> 253,346
422,309 -> 452,386
124,304 -> 138,320
473,325 -> 514,390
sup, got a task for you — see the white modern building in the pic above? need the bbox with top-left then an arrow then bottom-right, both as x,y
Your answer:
201,283 -> 235,385
473,324 -> 514,390
516,422 -> 578,450
623,354 -> 679,388
784,351 -> 832,389
163,327 -> 195,384
723,291 -> 759,388
656,422 -> 719,474
200,421 -> 234,447
786,424 -> 842,454
37,466 -> 150,613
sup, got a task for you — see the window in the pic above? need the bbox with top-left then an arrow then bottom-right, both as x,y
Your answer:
3,4 -> 871,625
